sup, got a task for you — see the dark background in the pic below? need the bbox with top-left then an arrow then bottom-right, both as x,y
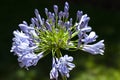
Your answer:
0,0 -> 120,80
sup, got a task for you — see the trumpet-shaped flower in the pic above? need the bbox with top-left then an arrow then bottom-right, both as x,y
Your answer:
50,55 -> 75,79
50,57 -> 59,80
57,55 -> 75,78
82,40 -> 104,55
18,52 -> 43,69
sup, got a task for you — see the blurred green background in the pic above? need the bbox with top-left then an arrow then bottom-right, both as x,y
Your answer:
0,0 -> 120,80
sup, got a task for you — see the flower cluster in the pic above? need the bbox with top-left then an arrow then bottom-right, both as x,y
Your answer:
11,2 -> 105,80
50,55 -> 75,79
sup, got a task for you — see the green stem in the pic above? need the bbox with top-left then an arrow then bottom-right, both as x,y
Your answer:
62,76 -> 67,80
56,48 -> 62,58
55,16 -> 58,28
52,48 -> 56,56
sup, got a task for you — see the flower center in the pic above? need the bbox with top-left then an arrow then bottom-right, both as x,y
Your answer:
37,26 -> 69,54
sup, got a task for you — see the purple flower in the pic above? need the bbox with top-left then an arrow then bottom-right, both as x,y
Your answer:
35,9 -> 43,26
11,30 -> 31,55
45,21 -> 52,31
77,10 -> 83,21
11,30 -> 43,69
77,14 -> 91,32
50,57 -> 58,80
19,22 -> 34,33
54,5 -> 58,15
59,11 -> 63,20
82,31 -> 98,44
11,22 -> 42,69
18,52 -> 43,70
50,55 -> 75,79
82,40 -> 104,55
57,55 -> 75,78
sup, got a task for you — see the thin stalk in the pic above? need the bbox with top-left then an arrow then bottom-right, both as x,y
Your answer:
62,76 -> 67,80
56,48 -> 62,58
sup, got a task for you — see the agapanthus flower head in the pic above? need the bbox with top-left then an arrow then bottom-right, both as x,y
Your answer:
11,2 -> 105,80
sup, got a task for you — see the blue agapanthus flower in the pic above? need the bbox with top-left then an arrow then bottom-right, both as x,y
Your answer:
11,2 -> 105,80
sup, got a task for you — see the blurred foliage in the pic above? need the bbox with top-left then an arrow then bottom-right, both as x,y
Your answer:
73,66 -> 120,80
0,0 -> 120,80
